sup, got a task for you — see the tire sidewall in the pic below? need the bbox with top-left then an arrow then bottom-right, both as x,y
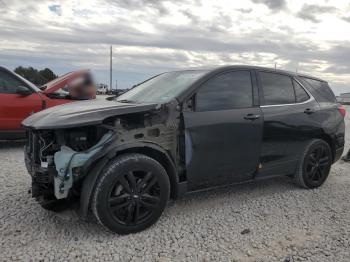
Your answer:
301,140 -> 332,189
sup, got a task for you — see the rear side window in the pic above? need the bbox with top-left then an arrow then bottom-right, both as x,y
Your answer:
293,80 -> 310,103
259,72 -> 295,105
196,70 -> 253,111
0,70 -> 24,94
299,77 -> 336,103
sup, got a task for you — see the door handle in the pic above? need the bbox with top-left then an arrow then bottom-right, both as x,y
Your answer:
244,114 -> 261,120
304,108 -> 315,114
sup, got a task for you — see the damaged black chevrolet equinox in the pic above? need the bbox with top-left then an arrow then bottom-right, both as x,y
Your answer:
23,66 -> 346,234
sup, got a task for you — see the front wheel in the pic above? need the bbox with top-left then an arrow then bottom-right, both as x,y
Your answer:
294,139 -> 332,189
92,153 -> 170,234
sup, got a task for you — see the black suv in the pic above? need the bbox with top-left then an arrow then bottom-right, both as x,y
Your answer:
23,66 -> 346,234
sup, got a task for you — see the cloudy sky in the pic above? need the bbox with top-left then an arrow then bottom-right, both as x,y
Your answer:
0,0 -> 350,94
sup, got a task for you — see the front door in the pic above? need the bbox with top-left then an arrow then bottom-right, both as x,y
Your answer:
183,70 -> 263,190
0,69 -> 43,131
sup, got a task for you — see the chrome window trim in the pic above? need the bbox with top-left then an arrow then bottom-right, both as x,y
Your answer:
260,77 -> 315,108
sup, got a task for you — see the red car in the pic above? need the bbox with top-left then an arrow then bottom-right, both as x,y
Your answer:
0,67 -> 94,139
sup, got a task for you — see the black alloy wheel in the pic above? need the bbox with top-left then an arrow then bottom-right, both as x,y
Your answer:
294,139 -> 332,189
92,153 -> 170,234
305,144 -> 331,184
107,170 -> 161,226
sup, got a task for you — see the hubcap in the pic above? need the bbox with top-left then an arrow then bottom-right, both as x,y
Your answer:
305,144 -> 330,183
107,171 -> 160,225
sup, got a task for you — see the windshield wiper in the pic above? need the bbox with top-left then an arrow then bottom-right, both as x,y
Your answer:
117,99 -> 136,103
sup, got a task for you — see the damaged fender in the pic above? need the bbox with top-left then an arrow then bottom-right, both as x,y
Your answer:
54,131 -> 115,199
79,141 -> 181,219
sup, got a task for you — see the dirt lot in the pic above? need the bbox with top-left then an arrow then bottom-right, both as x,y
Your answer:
0,106 -> 349,262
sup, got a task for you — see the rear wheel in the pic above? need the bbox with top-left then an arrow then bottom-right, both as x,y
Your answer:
92,153 -> 170,234
294,139 -> 332,189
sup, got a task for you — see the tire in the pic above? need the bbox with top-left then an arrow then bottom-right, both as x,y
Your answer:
294,139 -> 332,189
92,153 -> 170,234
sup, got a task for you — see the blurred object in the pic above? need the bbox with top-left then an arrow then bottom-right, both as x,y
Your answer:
67,72 -> 96,100
41,70 -> 96,100
338,92 -> 350,105
342,149 -> 350,162
96,84 -> 108,95
0,66 -> 96,139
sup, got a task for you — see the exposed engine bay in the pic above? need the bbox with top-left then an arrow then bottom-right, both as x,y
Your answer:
25,125 -> 114,201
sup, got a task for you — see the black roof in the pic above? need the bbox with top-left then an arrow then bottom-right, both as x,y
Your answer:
175,65 -> 326,82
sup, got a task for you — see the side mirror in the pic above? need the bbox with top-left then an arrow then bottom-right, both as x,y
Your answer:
187,99 -> 193,109
16,86 -> 32,96
184,97 -> 194,111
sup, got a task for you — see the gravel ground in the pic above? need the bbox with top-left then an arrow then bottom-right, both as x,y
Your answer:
1,106 -> 349,262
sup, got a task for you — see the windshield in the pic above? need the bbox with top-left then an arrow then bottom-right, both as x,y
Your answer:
116,70 -> 207,103
12,71 -> 41,92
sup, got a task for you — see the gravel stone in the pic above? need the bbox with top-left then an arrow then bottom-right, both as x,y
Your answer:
0,106 -> 349,261
241,229 -> 251,235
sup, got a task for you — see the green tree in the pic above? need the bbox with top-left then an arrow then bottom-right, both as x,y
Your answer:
39,68 -> 57,82
14,66 -> 57,86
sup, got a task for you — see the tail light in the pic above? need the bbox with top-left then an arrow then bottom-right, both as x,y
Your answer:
338,105 -> 346,118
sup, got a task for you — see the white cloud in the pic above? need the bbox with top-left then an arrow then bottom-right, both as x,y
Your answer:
0,0 -> 349,93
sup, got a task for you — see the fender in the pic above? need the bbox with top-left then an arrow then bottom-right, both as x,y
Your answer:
79,141 -> 182,219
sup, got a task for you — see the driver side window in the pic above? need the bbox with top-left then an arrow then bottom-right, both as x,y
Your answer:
0,70 -> 25,94
196,70 -> 253,112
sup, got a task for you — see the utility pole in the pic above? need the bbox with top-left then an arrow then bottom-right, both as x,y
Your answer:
115,80 -> 118,93
110,46 -> 112,92
274,62 -> 277,69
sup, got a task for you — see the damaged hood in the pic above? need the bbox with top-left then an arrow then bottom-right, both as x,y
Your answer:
22,99 -> 158,129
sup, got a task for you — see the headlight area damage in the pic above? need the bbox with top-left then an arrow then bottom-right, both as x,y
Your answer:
54,131 -> 114,199
25,126 -> 116,206
22,100 -> 182,216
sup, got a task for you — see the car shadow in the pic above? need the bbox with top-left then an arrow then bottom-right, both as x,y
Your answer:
174,175 -> 298,208
28,175 -> 299,238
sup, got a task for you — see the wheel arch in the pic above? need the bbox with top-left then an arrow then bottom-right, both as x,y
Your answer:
314,134 -> 335,162
115,144 -> 179,200
79,142 -> 180,219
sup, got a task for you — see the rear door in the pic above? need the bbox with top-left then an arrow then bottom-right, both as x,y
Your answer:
0,69 -> 43,131
183,70 -> 263,190
257,71 -> 321,177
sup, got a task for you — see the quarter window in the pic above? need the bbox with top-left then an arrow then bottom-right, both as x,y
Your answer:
196,71 -> 253,111
299,77 -> 336,103
0,70 -> 24,94
259,72 -> 295,105
293,80 -> 309,103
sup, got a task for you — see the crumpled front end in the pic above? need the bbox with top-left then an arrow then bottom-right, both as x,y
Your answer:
23,99 -> 181,213
24,126 -> 115,203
